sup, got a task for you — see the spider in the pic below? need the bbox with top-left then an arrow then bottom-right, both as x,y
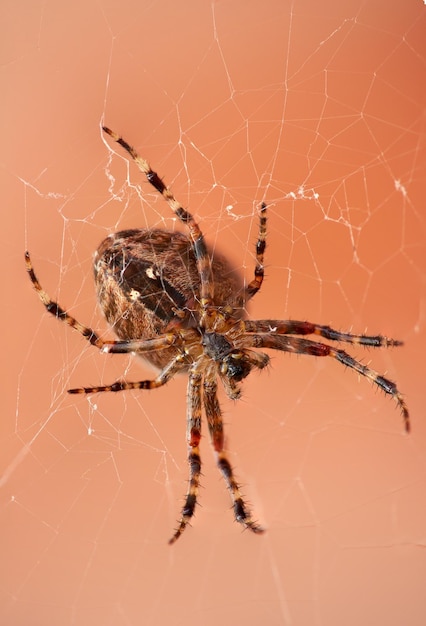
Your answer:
25,126 -> 409,544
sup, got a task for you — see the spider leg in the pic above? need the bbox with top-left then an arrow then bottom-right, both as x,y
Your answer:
68,353 -> 187,395
101,335 -> 185,354
102,127 -> 214,319
203,362 -> 264,535
241,334 -> 410,431
26,251 -> 179,355
242,319 -> 403,347
243,202 -> 267,302
169,366 -> 203,544
25,251 -> 105,350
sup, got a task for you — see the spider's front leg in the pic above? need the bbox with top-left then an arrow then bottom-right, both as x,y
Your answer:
242,333 -> 410,432
243,319 -> 403,348
203,362 -> 264,536
169,367 -> 203,544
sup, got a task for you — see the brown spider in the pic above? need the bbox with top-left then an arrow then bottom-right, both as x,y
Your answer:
25,126 -> 409,544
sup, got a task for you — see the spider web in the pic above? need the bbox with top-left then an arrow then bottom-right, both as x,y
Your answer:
3,1 -> 426,625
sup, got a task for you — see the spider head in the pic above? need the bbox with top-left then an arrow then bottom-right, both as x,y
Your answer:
202,331 -> 269,384
202,331 -> 251,380
220,352 -> 253,382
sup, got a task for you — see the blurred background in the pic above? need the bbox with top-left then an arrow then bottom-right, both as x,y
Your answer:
2,1 -> 425,624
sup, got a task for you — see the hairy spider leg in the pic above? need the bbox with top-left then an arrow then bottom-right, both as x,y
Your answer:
25,251 -> 105,350
239,333 -> 409,431
102,126 -> 214,326
203,362 -> 263,534
169,367 -> 203,544
243,202 -> 267,302
68,353 -> 188,395
25,250 -> 184,388
242,319 -> 404,347
169,360 -> 264,544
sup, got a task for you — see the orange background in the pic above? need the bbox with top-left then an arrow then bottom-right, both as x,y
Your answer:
2,1 -> 426,625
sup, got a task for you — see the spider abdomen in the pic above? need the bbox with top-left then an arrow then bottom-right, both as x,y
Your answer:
94,228 -> 245,369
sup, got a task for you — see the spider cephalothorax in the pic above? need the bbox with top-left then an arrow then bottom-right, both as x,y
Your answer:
26,126 -> 409,543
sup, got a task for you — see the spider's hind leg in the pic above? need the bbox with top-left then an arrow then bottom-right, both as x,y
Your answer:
25,251 -> 105,349
243,202 -> 267,303
68,353 -> 186,395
